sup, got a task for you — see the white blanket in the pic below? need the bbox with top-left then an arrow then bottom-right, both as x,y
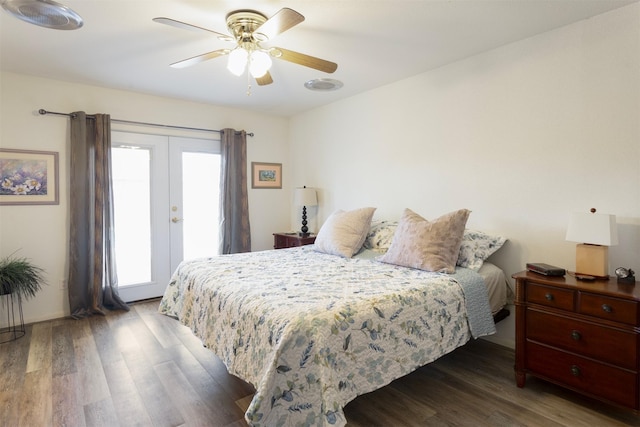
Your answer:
160,246 -> 495,426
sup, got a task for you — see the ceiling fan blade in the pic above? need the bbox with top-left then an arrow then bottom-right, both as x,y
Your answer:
274,47 -> 338,74
255,8 -> 304,40
153,17 -> 233,41
170,49 -> 229,69
255,72 -> 274,86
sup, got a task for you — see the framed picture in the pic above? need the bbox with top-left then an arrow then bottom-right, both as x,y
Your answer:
251,162 -> 282,189
0,149 -> 59,205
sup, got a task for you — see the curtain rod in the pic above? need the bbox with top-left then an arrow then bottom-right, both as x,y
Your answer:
38,109 -> 254,137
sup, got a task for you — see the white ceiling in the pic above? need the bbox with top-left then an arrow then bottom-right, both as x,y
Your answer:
1,0 -> 636,116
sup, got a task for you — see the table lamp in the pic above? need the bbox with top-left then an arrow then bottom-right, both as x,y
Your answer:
565,208 -> 618,279
294,186 -> 317,236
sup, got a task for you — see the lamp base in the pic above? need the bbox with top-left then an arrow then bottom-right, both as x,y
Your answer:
300,205 -> 309,236
575,243 -> 609,279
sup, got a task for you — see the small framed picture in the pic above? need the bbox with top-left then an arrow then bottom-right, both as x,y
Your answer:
0,149 -> 59,205
251,162 -> 282,189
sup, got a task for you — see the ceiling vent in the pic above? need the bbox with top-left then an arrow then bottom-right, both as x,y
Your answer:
1,0 -> 83,30
304,78 -> 343,92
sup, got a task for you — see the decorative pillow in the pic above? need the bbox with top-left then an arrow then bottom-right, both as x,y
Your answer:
457,229 -> 507,271
314,207 -> 377,258
363,220 -> 398,252
378,208 -> 471,273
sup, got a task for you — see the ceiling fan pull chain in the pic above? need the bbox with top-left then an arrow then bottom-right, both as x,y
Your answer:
246,69 -> 252,96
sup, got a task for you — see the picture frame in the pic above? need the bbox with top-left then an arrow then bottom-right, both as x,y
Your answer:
251,162 -> 282,189
0,149 -> 59,205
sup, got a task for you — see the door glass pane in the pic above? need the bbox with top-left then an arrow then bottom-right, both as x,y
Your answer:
112,147 -> 152,286
182,152 -> 220,260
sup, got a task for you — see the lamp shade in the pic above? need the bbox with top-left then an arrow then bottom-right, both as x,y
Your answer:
227,48 -> 248,76
249,50 -> 272,78
294,187 -> 317,207
566,212 -> 618,246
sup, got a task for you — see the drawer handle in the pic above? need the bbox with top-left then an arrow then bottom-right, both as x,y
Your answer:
602,304 -> 613,313
570,330 -> 581,341
570,365 -> 581,377
545,293 -> 554,301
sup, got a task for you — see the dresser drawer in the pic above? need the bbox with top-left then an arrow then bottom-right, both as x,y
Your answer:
526,309 -> 637,370
274,233 -> 316,249
274,235 -> 295,248
527,342 -> 638,409
526,283 -> 574,311
579,292 -> 638,326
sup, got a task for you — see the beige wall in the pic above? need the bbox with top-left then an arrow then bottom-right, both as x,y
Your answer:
2,4 -> 639,347
0,73 -> 290,324
289,4 -> 640,348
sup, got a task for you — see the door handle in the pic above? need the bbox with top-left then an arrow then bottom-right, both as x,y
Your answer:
171,217 -> 183,223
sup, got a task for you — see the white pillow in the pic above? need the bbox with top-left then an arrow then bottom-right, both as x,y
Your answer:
363,220 -> 398,252
314,207 -> 377,258
378,208 -> 470,273
457,229 -> 507,271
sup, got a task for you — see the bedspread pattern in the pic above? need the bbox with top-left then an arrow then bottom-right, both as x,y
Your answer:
159,246 -> 495,427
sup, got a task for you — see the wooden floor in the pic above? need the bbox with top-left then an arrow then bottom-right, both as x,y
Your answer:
1,299 -> 639,427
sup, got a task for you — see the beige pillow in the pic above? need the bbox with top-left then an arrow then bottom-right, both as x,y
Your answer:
314,207 -> 376,258
379,208 -> 471,273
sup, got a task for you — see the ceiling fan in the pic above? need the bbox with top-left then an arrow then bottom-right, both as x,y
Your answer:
153,7 -> 338,88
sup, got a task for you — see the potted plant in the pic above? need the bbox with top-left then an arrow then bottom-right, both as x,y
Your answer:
0,253 -> 45,300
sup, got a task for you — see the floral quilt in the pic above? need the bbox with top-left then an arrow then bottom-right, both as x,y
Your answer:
159,246 -> 496,427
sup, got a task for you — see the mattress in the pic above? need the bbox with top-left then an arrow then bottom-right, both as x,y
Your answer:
477,261 -> 510,314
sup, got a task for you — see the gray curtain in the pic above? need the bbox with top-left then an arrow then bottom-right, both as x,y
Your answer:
68,112 -> 129,318
219,128 -> 251,254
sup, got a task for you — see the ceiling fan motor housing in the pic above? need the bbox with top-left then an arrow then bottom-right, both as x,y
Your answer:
226,10 -> 268,43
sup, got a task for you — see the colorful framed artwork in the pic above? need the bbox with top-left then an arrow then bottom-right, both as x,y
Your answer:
0,149 -> 59,205
251,162 -> 282,189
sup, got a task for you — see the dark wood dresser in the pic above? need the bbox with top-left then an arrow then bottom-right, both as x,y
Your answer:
273,233 -> 316,249
513,270 -> 640,411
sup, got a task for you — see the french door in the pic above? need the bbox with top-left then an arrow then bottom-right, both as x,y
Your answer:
111,131 -> 221,302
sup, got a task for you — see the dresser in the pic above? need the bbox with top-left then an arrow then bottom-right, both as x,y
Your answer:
273,233 -> 316,249
513,271 -> 640,411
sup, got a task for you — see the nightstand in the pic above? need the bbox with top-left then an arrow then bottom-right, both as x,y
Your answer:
273,233 -> 316,249
513,270 -> 640,412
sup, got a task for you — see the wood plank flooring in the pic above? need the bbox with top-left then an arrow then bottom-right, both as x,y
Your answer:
1,299 -> 639,426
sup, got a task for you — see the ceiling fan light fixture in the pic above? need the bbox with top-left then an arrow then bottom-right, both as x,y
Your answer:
227,48 -> 248,76
1,0 -> 83,30
249,50 -> 272,78
155,7 -> 338,90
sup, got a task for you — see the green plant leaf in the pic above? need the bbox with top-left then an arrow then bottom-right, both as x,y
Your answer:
0,254 -> 46,300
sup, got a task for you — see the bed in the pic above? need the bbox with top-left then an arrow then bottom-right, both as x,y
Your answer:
159,208 -> 509,427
